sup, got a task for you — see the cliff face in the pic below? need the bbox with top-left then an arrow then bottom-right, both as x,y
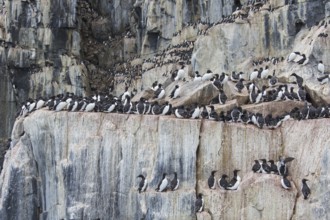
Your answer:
1,110 -> 330,219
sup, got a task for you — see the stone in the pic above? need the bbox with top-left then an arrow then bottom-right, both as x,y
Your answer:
242,100 -> 305,116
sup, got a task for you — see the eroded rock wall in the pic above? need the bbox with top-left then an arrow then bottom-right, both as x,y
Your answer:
1,111 -> 330,219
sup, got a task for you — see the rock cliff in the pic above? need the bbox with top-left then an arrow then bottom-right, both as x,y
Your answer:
1,110 -> 330,219
0,0 -> 330,219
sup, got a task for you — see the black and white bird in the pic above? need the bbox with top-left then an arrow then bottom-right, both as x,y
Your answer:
261,66 -> 269,78
175,65 -> 185,81
250,69 -> 259,81
227,169 -> 241,190
219,89 -> 227,104
208,106 -> 218,120
267,70 -> 278,87
268,160 -> 278,174
277,156 -> 295,176
219,72 -> 229,85
281,174 -> 291,190
170,172 -> 180,191
121,87 -> 131,102
154,84 -> 165,99
170,85 -> 181,99
218,174 -> 229,190
301,179 -> 311,199
208,170 -> 217,189
231,71 -> 243,82
136,98 -> 146,114
190,104 -> 201,119
231,107 -> 242,122
200,105 -> 209,119
297,86 -> 306,101
195,193 -> 204,213
260,159 -> 271,174
160,101 -> 172,115
174,106 -> 186,118
287,51 -> 301,62
85,100 -> 96,112
297,54 -> 307,65
202,70 -> 214,81
151,81 -> 159,91
151,101 -> 161,115
194,71 -> 202,81
137,174 -> 148,193
291,73 -> 304,87
317,74 -> 329,85
317,61 -> 325,74
156,173 -> 169,192
235,78 -> 245,93
252,160 -> 261,173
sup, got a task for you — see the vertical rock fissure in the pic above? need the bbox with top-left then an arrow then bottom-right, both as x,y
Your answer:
290,182 -> 299,220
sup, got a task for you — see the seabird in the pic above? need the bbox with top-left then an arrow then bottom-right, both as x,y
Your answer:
250,69 -> 259,81
85,100 -> 96,112
291,73 -> 304,86
202,70 -> 214,81
277,156 -> 295,176
268,160 -> 278,174
317,74 -> 329,85
200,105 -> 209,119
55,99 -> 67,111
151,81 -> 159,91
170,172 -> 180,191
175,65 -> 185,81
218,174 -> 229,190
281,174 -> 291,190
297,86 -> 306,101
208,170 -> 217,189
261,66 -> 269,78
151,101 -> 161,115
123,96 -> 132,113
231,107 -> 242,122
190,104 -> 201,119
297,54 -> 306,65
231,71 -> 242,82
160,102 -> 172,115
260,159 -> 271,174
156,173 -> 169,192
287,51 -> 301,62
154,84 -> 165,99
219,72 -> 229,85
235,78 -> 245,93
170,85 -> 181,99
36,97 -> 46,110
301,179 -> 311,199
252,160 -> 261,173
208,106 -> 218,120
219,89 -> 227,104
267,70 -> 278,87
174,106 -> 186,118
121,87 -> 131,102
195,193 -> 204,213
227,169 -> 241,190
211,74 -> 221,90
136,98 -> 146,114
317,61 -> 325,74
137,174 -> 148,193
194,71 -> 202,81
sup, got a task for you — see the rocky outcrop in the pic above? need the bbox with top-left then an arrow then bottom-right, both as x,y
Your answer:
1,110 -> 330,219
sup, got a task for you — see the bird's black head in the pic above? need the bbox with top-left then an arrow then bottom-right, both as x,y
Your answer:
233,169 -> 240,174
254,160 -> 259,163
163,173 -> 167,178
211,170 -> 217,175
319,61 -> 323,64
137,174 -> 145,179
268,160 -> 274,164
207,70 -> 212,73
302,178 -> 308,183
175,85 -> 179,88
261,159 -> 267,163
222,174 -> 228,178
198,193 -> 203,198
